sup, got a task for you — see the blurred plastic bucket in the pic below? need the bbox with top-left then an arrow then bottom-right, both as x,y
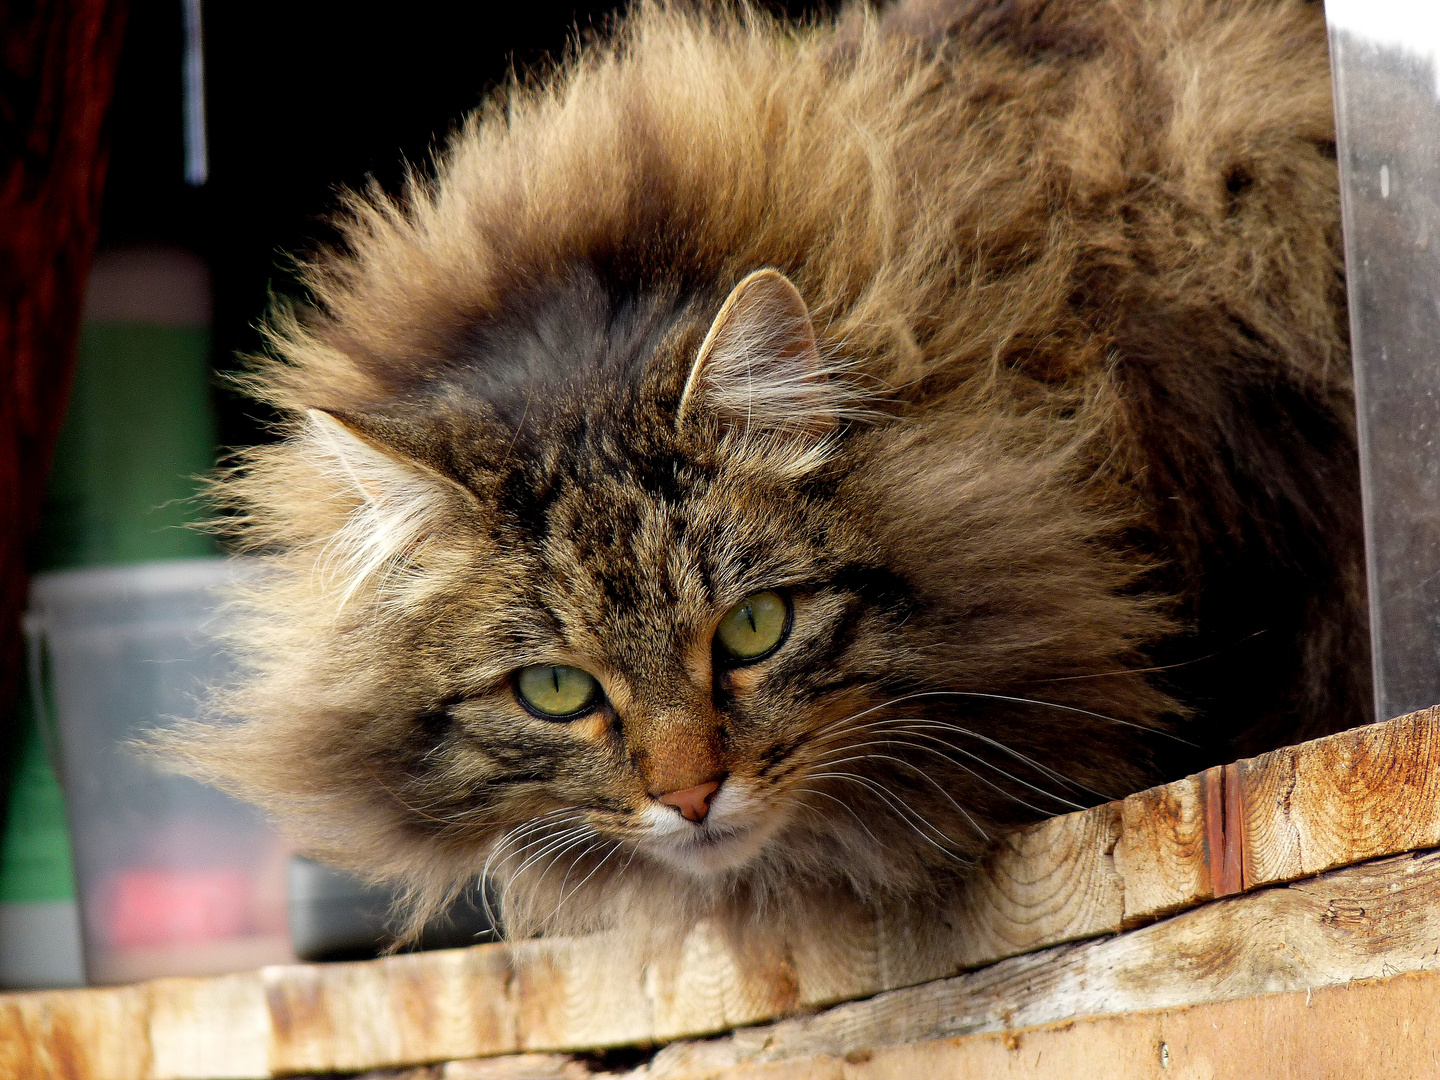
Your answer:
25,557 -> 294,985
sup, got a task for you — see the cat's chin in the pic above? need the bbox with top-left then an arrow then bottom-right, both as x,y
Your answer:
642,823 -> 772,877
637,782 -> 784,878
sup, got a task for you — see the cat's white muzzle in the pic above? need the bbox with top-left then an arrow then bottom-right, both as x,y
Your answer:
640,780 -> 778,876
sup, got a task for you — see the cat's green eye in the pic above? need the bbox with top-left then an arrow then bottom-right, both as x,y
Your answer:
515,664 -> 601,719
715,590 -> 790,663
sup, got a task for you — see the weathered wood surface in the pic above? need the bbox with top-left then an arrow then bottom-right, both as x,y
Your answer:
620,969 -> 1440,1080
623,848 -> 1440,1077
1113,704 -> 1440,924
326,851 -> 1440,1079
2,707 -> 1439,1078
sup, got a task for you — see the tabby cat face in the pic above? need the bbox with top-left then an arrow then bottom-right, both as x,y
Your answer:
313,271 -> 953,893
274,266 -> 1167,941
438,492 -> 905,882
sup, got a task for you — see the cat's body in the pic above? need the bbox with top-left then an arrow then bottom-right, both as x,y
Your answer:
170,0 -> 1369,945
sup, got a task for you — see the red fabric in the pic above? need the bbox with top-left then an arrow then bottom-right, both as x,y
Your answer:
0,0 -> 129,750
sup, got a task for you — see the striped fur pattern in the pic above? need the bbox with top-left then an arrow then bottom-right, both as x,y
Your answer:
159,0 -> 1369,949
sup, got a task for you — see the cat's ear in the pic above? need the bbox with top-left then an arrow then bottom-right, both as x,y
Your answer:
304,409 -> 459,603
677,269 -> 852,443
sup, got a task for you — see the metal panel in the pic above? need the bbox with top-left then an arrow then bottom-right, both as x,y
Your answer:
1326,2 -> 1440,720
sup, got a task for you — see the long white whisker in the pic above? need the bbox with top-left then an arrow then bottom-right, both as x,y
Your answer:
824,769 -> 971,855
481,810 -> 579,928
812,737 -> 1060,816
502,827 -> 599,920
615,841 -> 643,880
902,723 -> 1109,802
483,812 -> 578,880
806,689 -> 1192,746
806,770 -> 969,856
814,725 -> 1092,809
841,716 -> 1115,801
810,711 -> 1115,801
505,825 -> 595,884
553,839 -> 623,919
555,835 -> 608,896
790,786 -> 886,849
809,751 -> 991,841
527,829 -> 599,887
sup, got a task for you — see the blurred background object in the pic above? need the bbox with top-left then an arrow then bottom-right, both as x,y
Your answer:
288,857 -> 495,963
34,246 -> 217,571
27,559 -> 294,984
17,239 -> 293,986
0,679 -> 84,989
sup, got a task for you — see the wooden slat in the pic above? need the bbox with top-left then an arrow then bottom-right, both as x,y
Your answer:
149,974 -> 269,1080
1113,770 -> 1212,925
1112,706 -> 1440,924
627,848 -> 1440,1077
0,984 -> 151,1080
947,802 -> 1124,968
262,805 -> 1132,1071
445,1058 -> 594,1080
1239,707 -> 1440,887
608,969 -> 1440,1080
3,706 -> 1439,1078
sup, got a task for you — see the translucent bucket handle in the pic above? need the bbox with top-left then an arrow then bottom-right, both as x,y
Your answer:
21,610 -> 66,778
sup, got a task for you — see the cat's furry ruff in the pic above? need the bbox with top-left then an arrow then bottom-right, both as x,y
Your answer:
161,0 -> 1369,947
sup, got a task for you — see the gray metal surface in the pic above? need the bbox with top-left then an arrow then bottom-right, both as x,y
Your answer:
1326,2 -> 1440,721
0,901 -> 85,989
288,856 -> 498,963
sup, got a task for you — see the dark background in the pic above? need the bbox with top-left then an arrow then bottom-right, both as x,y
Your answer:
99,0 -> 829,453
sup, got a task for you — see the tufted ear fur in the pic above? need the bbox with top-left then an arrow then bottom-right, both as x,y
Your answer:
305,409 -> 459,608
677,269 -> 866,448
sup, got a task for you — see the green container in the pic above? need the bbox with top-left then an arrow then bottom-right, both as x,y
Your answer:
0,685 -> 76,906
34,321 -> 218,570
0,682 -> 85,988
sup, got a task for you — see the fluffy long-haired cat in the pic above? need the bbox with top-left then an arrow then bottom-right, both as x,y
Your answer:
162,0 -> 1369,947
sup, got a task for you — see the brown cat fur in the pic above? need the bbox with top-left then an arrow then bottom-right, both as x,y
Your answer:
161,0 -> 1370,947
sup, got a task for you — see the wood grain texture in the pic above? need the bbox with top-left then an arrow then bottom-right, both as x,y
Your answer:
4,707 -> 1440,1078
1239,706 -> 1440,887
0,984 -> 151,1080
1111,706 -> 1440,924
443,1057 -> 596,1080
263,939 -> 543,1074
1114,772 -> 1210,925
628,848 -> 1440,1077
614,969 -> 1440,1080
946,802 -> 1124,968
149,974 -> 269,1080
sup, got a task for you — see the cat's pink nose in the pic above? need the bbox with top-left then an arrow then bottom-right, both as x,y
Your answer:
657,779 -> 721,822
